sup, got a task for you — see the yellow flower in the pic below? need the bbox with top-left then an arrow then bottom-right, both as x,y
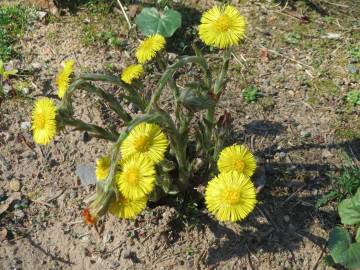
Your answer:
121,123 -> 168,164
116,153 -> 156,199
121,64 -> 144,84
135,34 -> 166,64
95,156 -> 111,181
198,5 -> 246,49
31,98 -> 57,145
109,193 -> 147,219
205,171 -> 256,222
217,145 -> 256,177
56,59 -> 75,99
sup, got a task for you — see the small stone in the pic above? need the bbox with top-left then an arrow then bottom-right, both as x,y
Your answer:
9,180 -> 21,192
347,64 -> 358,74
300,130 -> 311,138
20,121 -> 31,131
36,11 -> 47,20
22,88 -> 30,95
68,191 -> 77,199
14,210 -> 25,219
3,84 -> 11,94
283,215 -> 290,223
322,149 -> 332,158
122,249 -> 132,259
279,152 -> 286,159
30,62 -> 42,71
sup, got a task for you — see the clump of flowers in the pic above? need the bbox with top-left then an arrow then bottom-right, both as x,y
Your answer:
30,5 -> 258,223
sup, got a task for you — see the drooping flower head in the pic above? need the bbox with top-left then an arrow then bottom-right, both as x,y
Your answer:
217,145 -> 256,177
109,193 -> 147,219
121,64 -> 144,84
31,98 -> 57,145
121,123 -> 168,164
56,59 -> 75,99
135,34 -> 166,64
116,153 -> 156,199
205,171 -> 256,222
199,5 -> 246,49
95,156 -> 111,181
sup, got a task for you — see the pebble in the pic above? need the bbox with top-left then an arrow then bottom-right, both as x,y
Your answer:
30,62 -> 42,71
322,149 -> 332,158
14,210 -> 25,219
20,121 -> 31,131
3,84 -> 11,94
347,64 -> 358,74
300,130 -> 311,138
122,249 -> 132,259
68,191 -> 77,199
279,152 -> 286,159
283,215 -> 290,223
9,180 -> 21,192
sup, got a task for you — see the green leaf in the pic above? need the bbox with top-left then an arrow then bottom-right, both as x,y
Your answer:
356,227 -> 360,243
328,227 -> 360,269
135,7 -> 182,37
339,188 -> 360,225
179,89 -> 215,112
342,243 -> 360,269
323,255 -> 336,267
328,227 -> 351,263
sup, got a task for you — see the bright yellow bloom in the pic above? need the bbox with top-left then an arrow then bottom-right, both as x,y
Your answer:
95,156 -> 111,181
109,193 -> 147,219
135,34 -> 166,64
198,5 -> 246,49
218,145 -> 256,177
205,171 -> 256,222
56,59 -> 75,99
31,98 -> 57,145
121,123 -> 168,164
121,64 -> 144,84
116,153 -> 155,199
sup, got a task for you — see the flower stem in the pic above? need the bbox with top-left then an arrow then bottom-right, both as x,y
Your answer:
58,116 -> 119,142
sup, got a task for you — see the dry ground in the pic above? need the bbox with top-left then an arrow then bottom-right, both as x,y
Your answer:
0,0 -> 360,269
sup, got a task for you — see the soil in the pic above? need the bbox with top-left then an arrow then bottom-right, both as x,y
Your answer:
1,0 -> 360,269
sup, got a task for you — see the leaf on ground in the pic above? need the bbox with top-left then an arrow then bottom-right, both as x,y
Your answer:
75,164 -> 97,186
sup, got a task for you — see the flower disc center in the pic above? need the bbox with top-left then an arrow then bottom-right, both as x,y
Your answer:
35,114 -> 46,129
134,135 -> 151,152
214,15 -> 231,32
224,190 -> 241,205
233,159 -> 245,171
124,169 -> 140,185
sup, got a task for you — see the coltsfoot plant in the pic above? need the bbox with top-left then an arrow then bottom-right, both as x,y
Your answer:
31,5 -> 258,224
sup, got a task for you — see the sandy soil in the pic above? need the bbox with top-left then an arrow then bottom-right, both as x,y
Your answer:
0,0 -> 360,269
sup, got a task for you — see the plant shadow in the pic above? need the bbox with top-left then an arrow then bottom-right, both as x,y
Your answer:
165,134 -> 359,267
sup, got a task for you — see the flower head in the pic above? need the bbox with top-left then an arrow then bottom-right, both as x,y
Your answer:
121,123 -> 168,164
95,156 -> 111,181
205,171 -> 256,222
199,5 -> 246,49
218,145 -> 256,177
109,193 -> 147,219
31,98 -> 57,145
121,64 -> 144,84
135,34 -> 166,64
116,153 -> 156,199
56,59 -> 75,99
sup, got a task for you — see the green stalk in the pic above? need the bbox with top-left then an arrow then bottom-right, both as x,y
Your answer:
58,116 -> 119,142
79,73 -> 147,111
78,82 -> 131,123
205,49 -> 232,135
146,55 -> 211,113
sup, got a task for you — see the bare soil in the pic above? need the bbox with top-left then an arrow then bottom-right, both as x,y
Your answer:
0,0 -> 360,269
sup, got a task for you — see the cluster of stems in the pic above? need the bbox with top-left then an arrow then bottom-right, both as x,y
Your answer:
58,46 -> 232,219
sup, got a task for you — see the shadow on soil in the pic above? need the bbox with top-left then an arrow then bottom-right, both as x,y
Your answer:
168,130 -> 359,266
